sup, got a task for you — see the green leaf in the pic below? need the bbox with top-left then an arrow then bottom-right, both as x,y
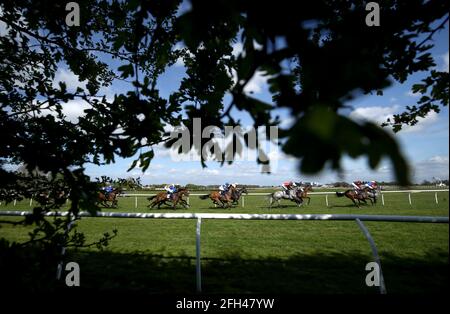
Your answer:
118,64 -> 135,79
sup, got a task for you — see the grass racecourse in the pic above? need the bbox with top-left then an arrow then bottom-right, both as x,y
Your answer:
0,189 -> 448,294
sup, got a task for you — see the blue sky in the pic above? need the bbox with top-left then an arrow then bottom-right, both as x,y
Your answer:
83,18 -> 449,186
3,7 -> 446,186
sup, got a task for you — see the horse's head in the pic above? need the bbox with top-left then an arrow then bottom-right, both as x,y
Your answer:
241,186 -> 248,194
179,188 -> 189,196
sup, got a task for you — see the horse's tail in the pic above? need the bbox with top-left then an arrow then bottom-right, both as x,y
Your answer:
199,194 -> 210,200
265,193 -> 273,200
147,195 -> 157,201
336,191 -> 345,197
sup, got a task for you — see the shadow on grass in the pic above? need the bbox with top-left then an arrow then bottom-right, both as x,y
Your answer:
329,204 -> 376,209
1,242 -> 447,295
47,248 -> 449,294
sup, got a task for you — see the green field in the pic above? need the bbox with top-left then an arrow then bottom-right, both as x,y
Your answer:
0,190 -> 448,294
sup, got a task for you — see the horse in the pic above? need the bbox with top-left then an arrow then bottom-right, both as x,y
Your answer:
231,186 -> 248,205
98,188 -> 122,208
335,187 -> 374,208
147,188 -> 190,209
296,185 -> 313,205
199,186 -> 236,208
267,187 -> 303,208
37,188 -> 70,207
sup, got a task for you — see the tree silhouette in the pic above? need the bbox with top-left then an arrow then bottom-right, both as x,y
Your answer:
1,0 -> 448,202
0,1 -> 448,288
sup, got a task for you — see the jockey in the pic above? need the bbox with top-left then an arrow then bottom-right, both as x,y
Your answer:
281,181 -> 296,191
352,180 -> 364,194
219,182 -> 231,196
281,181 -> 297,198
102,183 -> 114,196
164,183 -> 177,199
365,180 -> 378,190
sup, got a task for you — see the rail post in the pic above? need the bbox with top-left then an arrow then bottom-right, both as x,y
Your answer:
56,214 -> 76,280
381,193 -> 385,206
355,218 -> 387,294
135,196 -> 138,209
408,193 -> 412,205
435,192 -> 438,205
242,196 -> 245,208
325,194 -> 329,207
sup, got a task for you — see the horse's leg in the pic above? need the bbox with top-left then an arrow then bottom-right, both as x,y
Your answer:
173,199 -> 177,210
306,197 -> 311,205
151,199 -> 159,208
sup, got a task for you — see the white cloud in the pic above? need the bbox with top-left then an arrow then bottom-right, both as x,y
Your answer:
349,105 -> 398,125
53,68 -> 87,91
0,19 -> 8,37
0,7 -> 8,36
243,70 -> 270,94
60,99 -> 91,123
232,42 -> 243,57
401,111 -> 439,133
412,155 -> 449,182
173,42 -> 194,67
253,40 -> 263,51
349,105 -> 439,134
36,98 -> 91,123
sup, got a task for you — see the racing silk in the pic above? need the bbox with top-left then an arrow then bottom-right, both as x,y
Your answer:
352,181 -> 363,192
165,184 -> 177,198
219,183 -> 230,195
365,181 -> 377,190
165,185 -> 177,193
105,186 -> 114,193
281,181 -> 293,191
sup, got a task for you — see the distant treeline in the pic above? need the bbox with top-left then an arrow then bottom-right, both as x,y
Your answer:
140,180 -> 448,189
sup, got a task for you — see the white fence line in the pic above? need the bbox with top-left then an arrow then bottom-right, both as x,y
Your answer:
123,189 -> 449,196
121,189 -> 449,208
1,211 -> 449,222
3,190 -> 447,209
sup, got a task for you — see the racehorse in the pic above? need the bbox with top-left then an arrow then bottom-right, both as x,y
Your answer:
335,187 -> 375,208
296,185 -> 313,205
98,187 -> 122,208
267,186 -> 303,208
231,186 -> 248,205
147,188 -> 190,209
199,186 -> 237,208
